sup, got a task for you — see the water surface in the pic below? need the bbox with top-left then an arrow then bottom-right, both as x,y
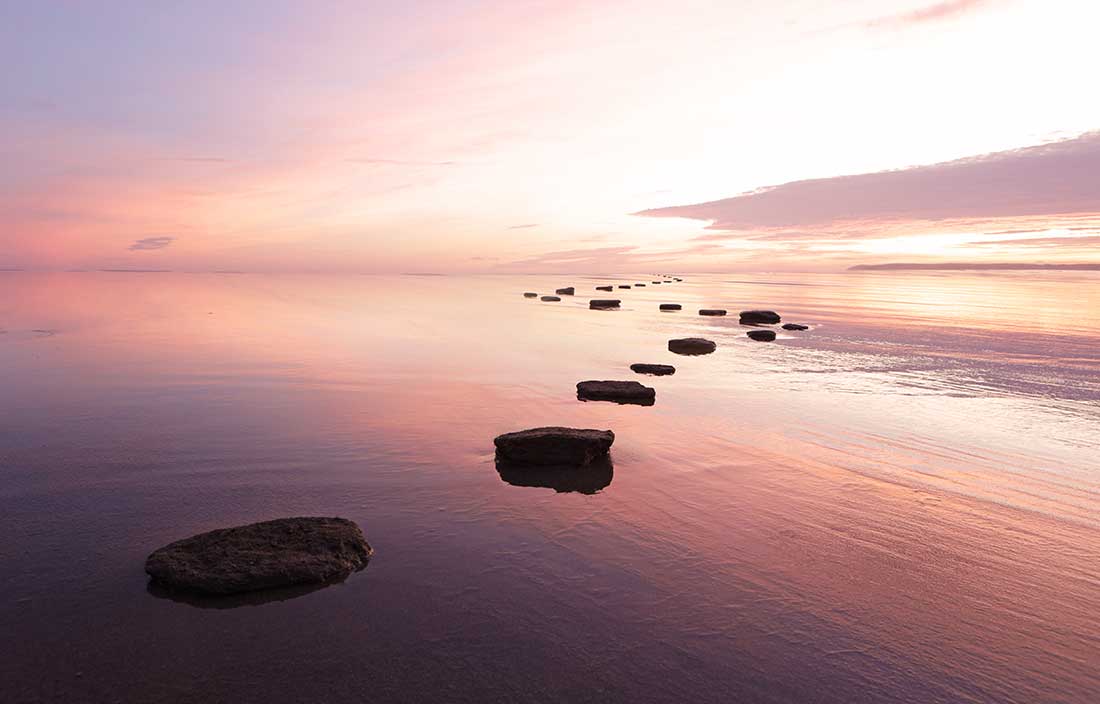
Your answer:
2,271 -> 1098,703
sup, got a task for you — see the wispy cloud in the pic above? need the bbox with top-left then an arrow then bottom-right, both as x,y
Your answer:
128,236 -> 175,251
638,132 -> 1100,239
155,157 -> 232,163
864,0 -> 991,29
506,223 -> 539,230
345,158 -> 457,167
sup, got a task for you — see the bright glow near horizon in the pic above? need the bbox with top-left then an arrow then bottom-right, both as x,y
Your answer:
2,0 -> 1099,272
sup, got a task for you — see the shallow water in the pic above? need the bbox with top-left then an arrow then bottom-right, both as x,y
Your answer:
2,270 -> 1098,703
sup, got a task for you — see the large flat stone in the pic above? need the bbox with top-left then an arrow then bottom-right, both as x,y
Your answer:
668,337 -> 716,355
630,363 -> 675,376
740,310 -> 781,324
577,380 -> 655,405
494,427 -> 615,466
145,517 -> 372,595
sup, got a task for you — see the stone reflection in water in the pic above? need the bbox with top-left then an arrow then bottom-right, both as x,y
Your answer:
146,574 -> 351,609
495,456 -> 614,494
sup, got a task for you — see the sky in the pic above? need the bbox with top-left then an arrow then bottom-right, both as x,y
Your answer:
2,0 -> 1098,273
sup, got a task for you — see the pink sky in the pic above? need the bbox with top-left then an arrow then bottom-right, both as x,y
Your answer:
2,0 -> 1098,272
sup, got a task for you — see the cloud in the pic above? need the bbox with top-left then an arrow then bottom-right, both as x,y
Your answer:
128,236 -> 175,251
850,262 -> 1100,271
638,132 -> 1100,236
506,223 -> 539,230
864,0 -> 991,29
345,158 -> 457,167
155,157 -> 232,163
970,234 -> 1100,248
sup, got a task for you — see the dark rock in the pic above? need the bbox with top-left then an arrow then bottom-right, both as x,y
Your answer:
782,323 -> 808,331
635,283 -> 646,286
589,299 -> 621,309
651,281 -> 662,284
494,427 -> 615,466
618,284 -> 632,289
668,337 -> 716,355
555,287 -> 575,295
674,278 -> 682,281
740,310 -> 781,324
630,363 -> 675,376
595,285 -> 613,291
145,517 -> 372,595
659,303 -> 682,311
496,456 -> 613,494
747,329 -> 776,341
699,309 -> 727,316
541,295 -> 561,301
523,292 -> 538,298
576,380 -> 655,405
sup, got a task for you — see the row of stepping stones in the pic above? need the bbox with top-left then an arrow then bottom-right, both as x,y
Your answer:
141,275 -> 694,597
523,278 -> 809,341
525,277 -> 683,302
493,276 -> 817,479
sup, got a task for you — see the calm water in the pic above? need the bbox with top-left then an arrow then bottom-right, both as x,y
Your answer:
2,271 -> 1098,703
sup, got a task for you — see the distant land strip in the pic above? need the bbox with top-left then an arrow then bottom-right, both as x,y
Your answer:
849,262 -> 1100,271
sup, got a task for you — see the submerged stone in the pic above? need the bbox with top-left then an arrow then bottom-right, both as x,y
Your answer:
699,309 -> 727,316
541,295 -> 561,301
668,337 -> 716,355
494,427 -> 615,466
630,363 -> 675,376
782,323 -> 808,331
145,517 -> 372,595
555,287 -> 575,295
595,285 -> 614,291
523,292 -> 538,298
659,303 -> 682,311
740,310 -> 781,324
618,285 -> 632,289
589,299 -> 621,309
747,329 -> 777,341
576,380 -> 656,405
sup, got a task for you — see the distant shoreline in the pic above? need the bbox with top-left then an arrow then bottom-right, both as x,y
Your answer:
850,262 -> 1100,272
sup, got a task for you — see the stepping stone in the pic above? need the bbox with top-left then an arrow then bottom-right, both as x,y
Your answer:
541,295 -> 561,302
630,363 -> 675,376
740,310 -> 781,324
589,299 -> 621,309
555,287 -> 575,295
523,292 -> 538,298
576,380 -> 655,405
635,283 -> 646,287
494,427 -> 614,466
747,329 -> 776,341
668,338 -> 716,355
782,323 -> 808,330
699,309 -> 727,316
651,281 -> 662,284
659,304 -> 682,311
618,285 -> 632,289
145,517 -> 372,595
595,285 -> 614,291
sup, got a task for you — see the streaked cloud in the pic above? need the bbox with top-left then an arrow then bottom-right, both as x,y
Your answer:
864,0 -> 992,28
639,132 -> 1100,236
128,236 -> 175,251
